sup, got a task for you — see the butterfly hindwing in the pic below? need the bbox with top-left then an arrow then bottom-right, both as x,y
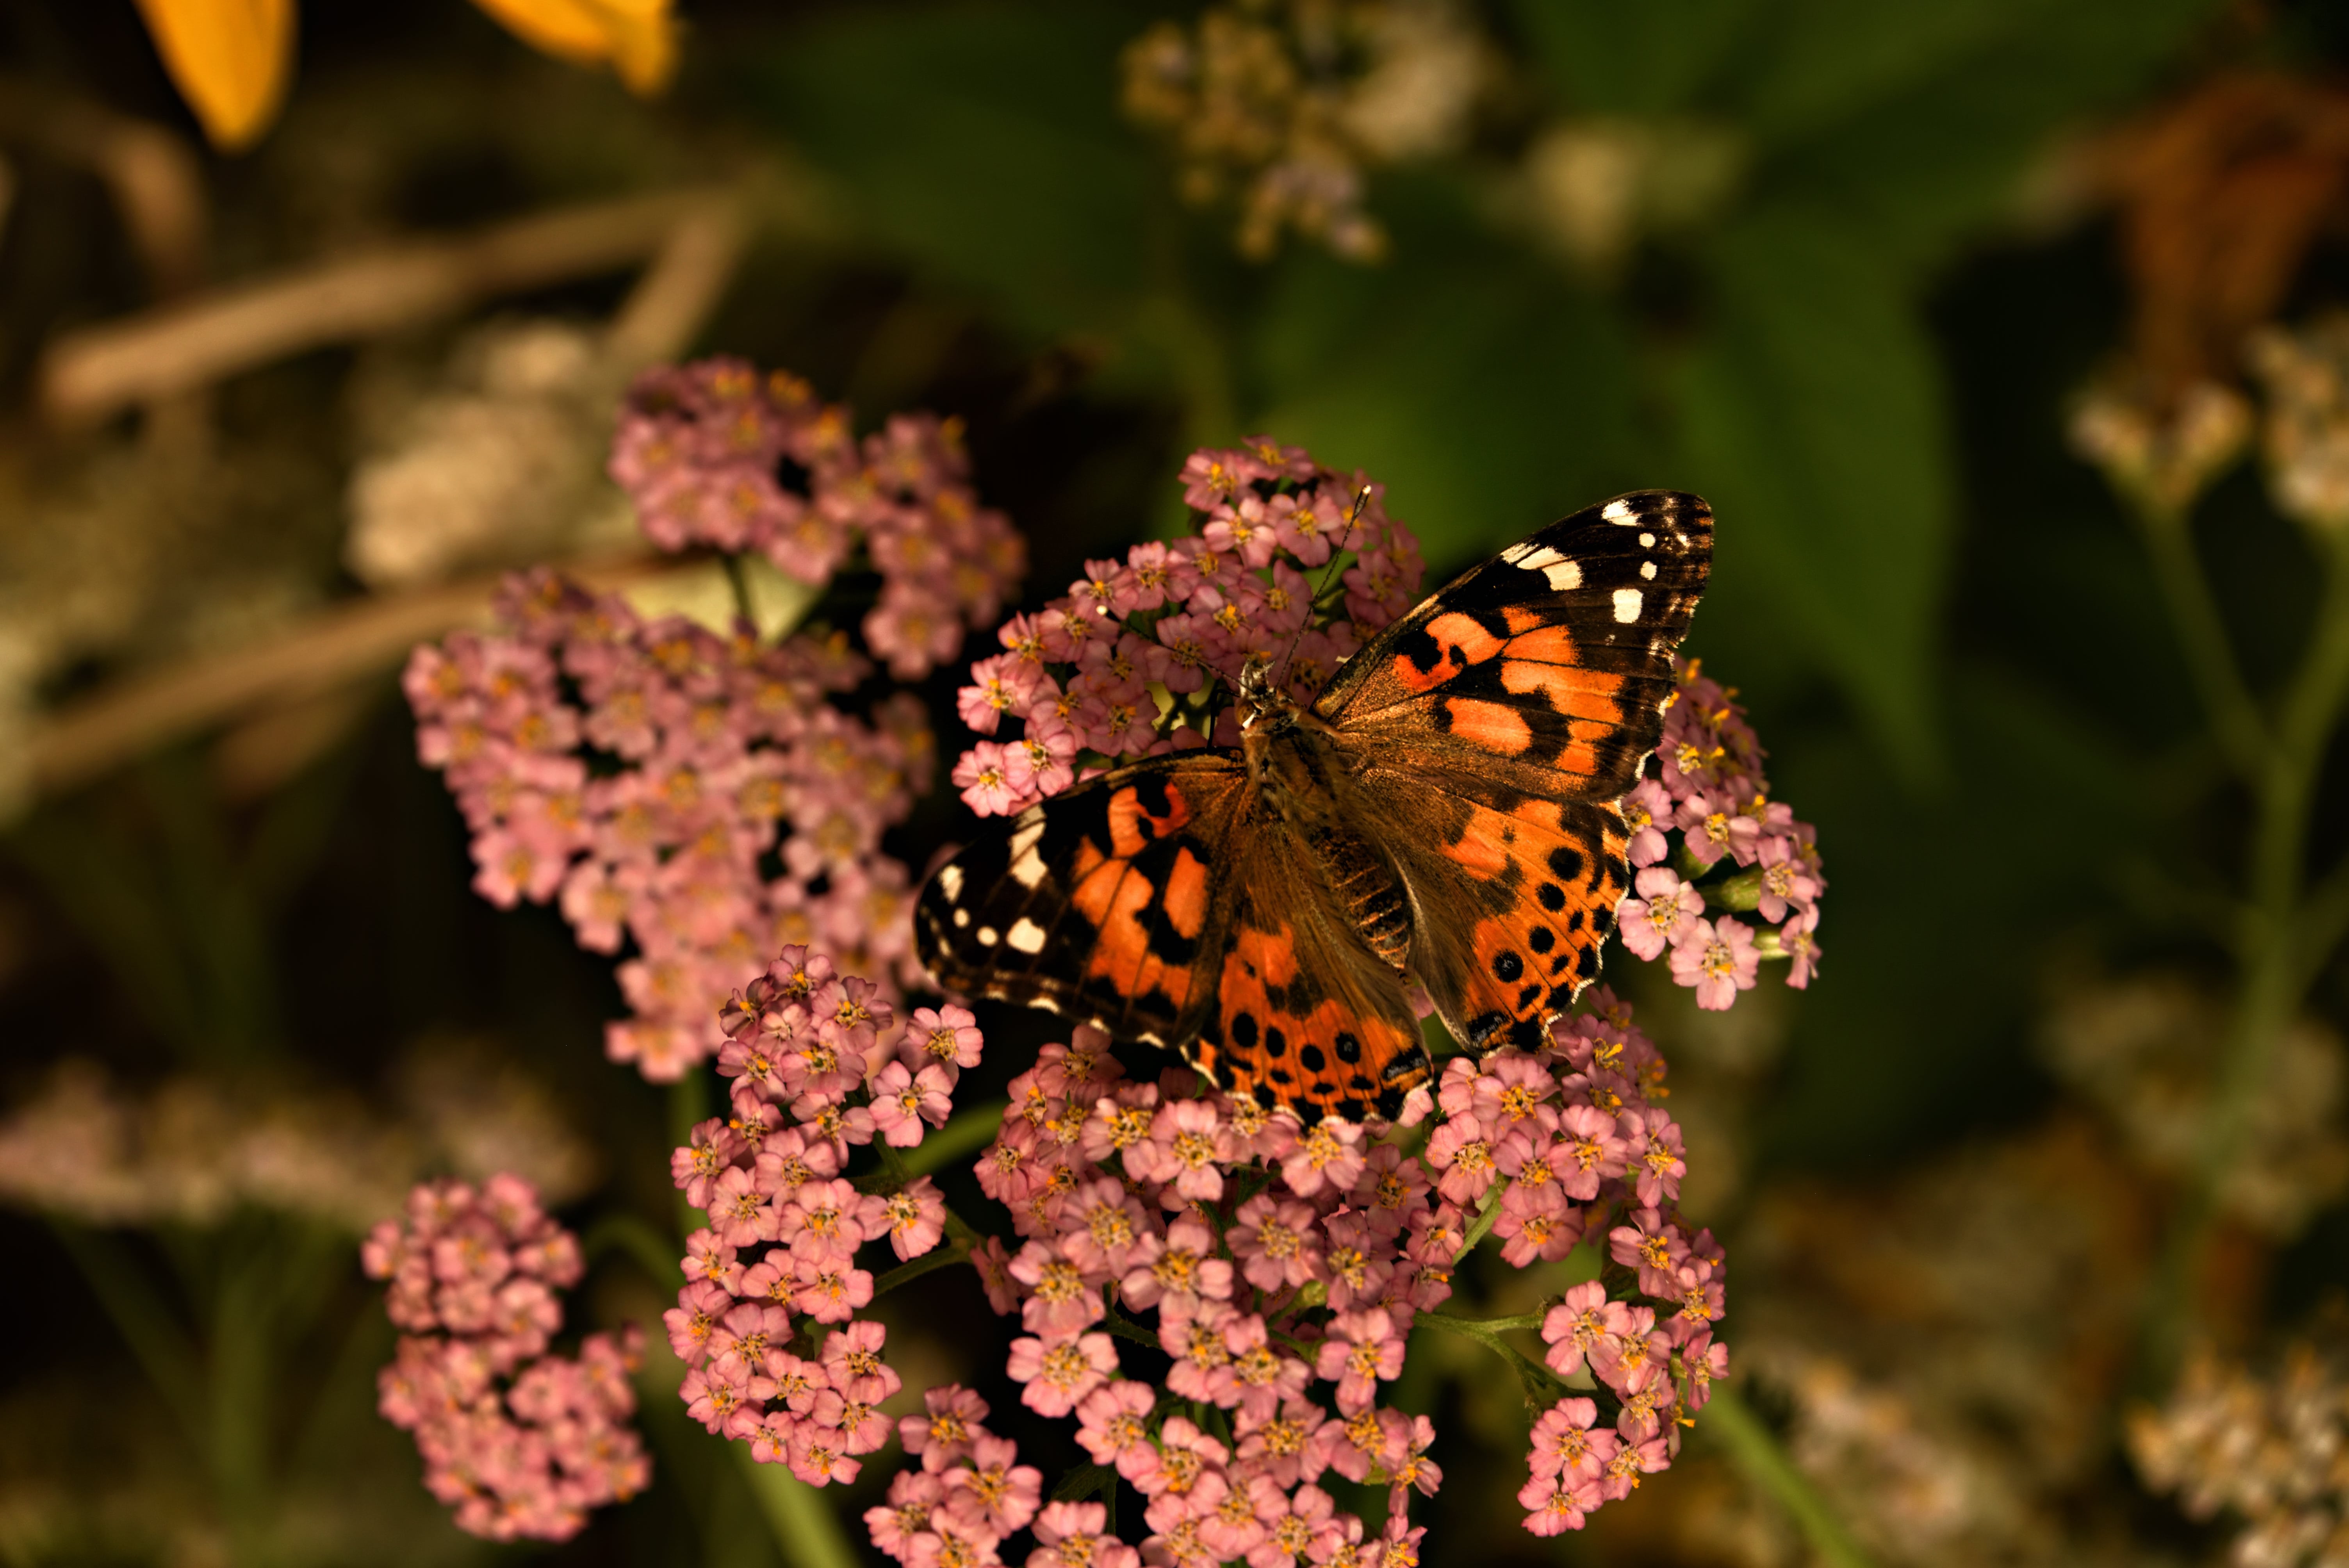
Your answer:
914,757 -> 1248,1046
1355,779 -> 1631,1054
1316,490 -> 1710,804
1192,823 -> 1431,1123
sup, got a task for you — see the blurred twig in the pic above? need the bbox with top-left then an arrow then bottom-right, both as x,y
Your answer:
40,187 -> 735,426
0,78 -> 209,296
23,550 -> 662,802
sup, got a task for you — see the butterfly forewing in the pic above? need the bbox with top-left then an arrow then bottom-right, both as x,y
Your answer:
914,757 -> 1249,1047
1315,490 -> 1711,805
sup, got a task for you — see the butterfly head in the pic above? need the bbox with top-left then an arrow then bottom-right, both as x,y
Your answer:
1235,652 -> 1299,737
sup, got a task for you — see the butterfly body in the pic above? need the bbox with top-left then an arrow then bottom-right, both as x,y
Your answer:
916,490 -> 1713,1123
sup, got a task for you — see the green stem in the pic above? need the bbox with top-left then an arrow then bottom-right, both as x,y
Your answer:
2134,524 -> 2349,1381
585,1213 -> 688,1290
51,1222 -> 208,1446
734,1442 -> 861,1568
1452,1183 -> 1506,1264
872,1240 -> 971,1299
1413,1310 -> 1565,1408
669,1074 -> 714,1240
902,1100 -> 1006,1176
1104,1310 -> 1163,1351
2132,502 -> 2270,781
1702,1384 -> 1879,1568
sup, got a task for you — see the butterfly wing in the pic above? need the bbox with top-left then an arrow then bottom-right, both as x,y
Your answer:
1317,491 -> 1712,1052
914,754 -> 1429,1122
914,757 -> 1249,1048
1192,821 -> 1430,1123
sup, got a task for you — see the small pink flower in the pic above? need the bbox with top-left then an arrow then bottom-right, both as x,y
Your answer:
1527,1396 -> 1614,1481
1622,778 -> 1675,867
1278,1117 -> 1365,1198
1076,1380 -> 1158,1476
1668,915 -> 1759,1010
1005,1331 -> 1117,1417
1518,1472 -> 1602,1536
899,1384 -> 989,1473
1129,1100 -> 1234,1204
1314,1310 -> 1405,1415
1424,1117 -> 1499,1206
1617,866 -> 1703,961
1229,1195 -> 1324,1291
943,1433 -> 1042,1535
1540,1283 -> 1623,1380
953,740 -> 1024,816
1029,1499 -> 1141,1568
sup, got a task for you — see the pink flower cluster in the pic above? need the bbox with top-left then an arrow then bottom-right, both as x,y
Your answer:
661,948 -> 980,1488
362,1174 -> 650,1543
1614,658 -> 1827,1009
949,437 -> 1426,816
404,571 -> 932,1080
608,358 -> 1026,679
902,986 -> 1723,1559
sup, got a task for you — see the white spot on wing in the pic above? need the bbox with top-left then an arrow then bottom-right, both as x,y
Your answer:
1511,544 -> 1584,591
1007,817 -> 1044,863
1007,917 -> 1047,954
953,907 -> 971,928
976,925 -> 1000,946
1640,560 -> 1657,580
1613,588 -> 1643,623
1009,849 -> 1047,888
1601,499 -> 1638,524
1639,532 -> 1656,547
936,864 -> 964,900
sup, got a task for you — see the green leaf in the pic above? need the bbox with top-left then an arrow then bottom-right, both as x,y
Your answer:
1670,206 -> 1953,779
1756,0 -> 2223,267
1249,233 -> 1649,574
1501,0 -> 1767,116
753,2 -> 1158,341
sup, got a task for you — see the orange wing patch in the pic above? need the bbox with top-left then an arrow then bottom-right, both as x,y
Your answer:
1189,842 -> 1431,1124
1378,786 -> 1631,1055
913,758 -> 1247,1049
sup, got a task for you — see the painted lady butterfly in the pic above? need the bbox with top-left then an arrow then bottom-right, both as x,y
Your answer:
914,491 -> 1713,1123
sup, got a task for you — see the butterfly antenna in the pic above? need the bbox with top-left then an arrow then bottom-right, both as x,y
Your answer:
1272,484 -> 1373,683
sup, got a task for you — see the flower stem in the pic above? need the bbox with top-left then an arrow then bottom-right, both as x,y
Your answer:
584,1213 -> 688,1290
2132,517 -> 2349,1381
1700,1384 -> 1878,1568
2131,501 -> 2269,781
872,1240 -> 970,1299
898,1099 -> 1007,1177
734,1441 -> 860,1568
1413,1309 -> 1565,1408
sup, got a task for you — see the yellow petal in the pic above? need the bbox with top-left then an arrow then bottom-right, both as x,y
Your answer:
133,0 -> 296,151
468,0 -> 676,94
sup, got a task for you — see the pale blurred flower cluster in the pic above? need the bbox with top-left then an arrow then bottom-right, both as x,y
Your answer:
2131,1329 -> 2349,1568
0,1041 -> 595,1232
2042,971 -> 2349,1239
1592,1121 -> 2153,1567
2069,374 -> 2253,514
2249,314 -> 2349,535
344,318 -> 639,590
1520,118 -> 1744,278
1121,0 -> 1490,260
